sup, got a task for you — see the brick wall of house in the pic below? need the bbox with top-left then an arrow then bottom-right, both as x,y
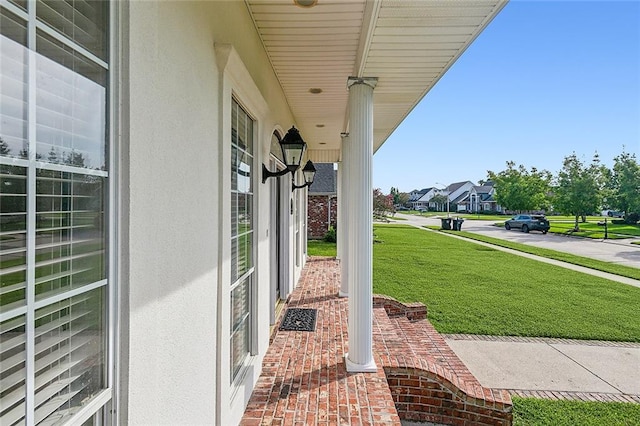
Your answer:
308,195 -> 337,239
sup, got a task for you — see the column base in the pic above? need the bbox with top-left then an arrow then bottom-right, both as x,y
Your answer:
338,290 -> 349,298
345,353 -> 377,373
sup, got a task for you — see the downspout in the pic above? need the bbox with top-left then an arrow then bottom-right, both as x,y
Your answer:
327,195 -> 331,231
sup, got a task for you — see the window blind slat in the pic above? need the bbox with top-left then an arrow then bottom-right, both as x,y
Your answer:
0,264 -> 27,275
34,322 -> 91,358
34,355 -> 83,392
34,294 -> 90,322
2,371 -> 84,426
0,246 -> 27,257
0,280 -> 26,296
34,237 -> 97,250
34,249 -> 103,269
0,392 -> 26,426
34,384 -> 82,424
0,230 -> 27,237
0,360 -> 26,393
35,267 -> 92,286
34,309 -> 90,340
0,384 -> 24,413
0,336 -> 96,413
34,335 -> 93,377
37,1 -> 100,45
0,331 -> 25,354
0,314 -> 25,332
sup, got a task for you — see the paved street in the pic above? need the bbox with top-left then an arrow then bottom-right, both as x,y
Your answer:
393,213 -> 640,270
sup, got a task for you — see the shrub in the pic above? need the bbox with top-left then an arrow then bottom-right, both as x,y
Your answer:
323,226 -> 336,243
625,212 -> 639,224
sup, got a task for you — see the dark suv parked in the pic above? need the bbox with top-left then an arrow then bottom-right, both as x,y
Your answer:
504,214 -> 550,234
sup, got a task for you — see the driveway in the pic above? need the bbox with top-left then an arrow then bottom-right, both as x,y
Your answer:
392,213 -> 640,270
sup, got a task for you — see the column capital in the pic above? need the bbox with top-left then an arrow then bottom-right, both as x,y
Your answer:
347,76 -> 378,89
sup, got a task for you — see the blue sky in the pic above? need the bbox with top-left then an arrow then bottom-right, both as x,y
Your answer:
373,0 -> 640,193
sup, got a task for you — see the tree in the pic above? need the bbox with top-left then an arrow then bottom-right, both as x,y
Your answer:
487,161 -> 551,213
430,193 -> 448,212
553,153 -> 603,231
48,147 -> 59,163
396,191 -> 409,207
390,186 -> 400,205
0,137 -> 10,156
65,150 -> 87,167
610,150 -> 640,223
373,188 -> 394,218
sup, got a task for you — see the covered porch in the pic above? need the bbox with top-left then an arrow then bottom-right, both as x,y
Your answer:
249,0 -> 509,378
240,257 -> 512,425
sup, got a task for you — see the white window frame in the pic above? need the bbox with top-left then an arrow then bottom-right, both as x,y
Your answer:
214,44 -> 269,426
229,97 -> 256,384
0,0 -> 115,424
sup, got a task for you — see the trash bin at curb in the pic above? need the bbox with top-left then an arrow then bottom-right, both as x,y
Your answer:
440,217 -> 452,230
452,218 -> 464,231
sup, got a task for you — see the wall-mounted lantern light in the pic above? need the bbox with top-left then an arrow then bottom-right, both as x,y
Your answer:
292,160 -> 316,191
262,126 -> 307,183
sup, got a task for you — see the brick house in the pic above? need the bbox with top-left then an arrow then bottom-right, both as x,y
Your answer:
307,163 -> 337,239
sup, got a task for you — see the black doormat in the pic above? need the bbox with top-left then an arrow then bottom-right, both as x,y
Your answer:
279,308 -> 317,332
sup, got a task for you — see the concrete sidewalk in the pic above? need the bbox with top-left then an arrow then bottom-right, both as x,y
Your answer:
444,335 -> 640,403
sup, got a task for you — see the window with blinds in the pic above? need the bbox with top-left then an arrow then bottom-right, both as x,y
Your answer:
230,99 -> 254,383
0,1 -> 110,425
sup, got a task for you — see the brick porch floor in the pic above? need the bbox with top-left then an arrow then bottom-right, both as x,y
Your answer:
240,257 -> 512,426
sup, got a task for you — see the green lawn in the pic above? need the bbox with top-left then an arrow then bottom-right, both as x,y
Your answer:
307,240 -> 337,257
493,217 -> 640,239
513,397 -> 640,426
548,220 -> 640,238
372,225 -> 640,341
398,210 -> 442,217
441,230 -> 640,281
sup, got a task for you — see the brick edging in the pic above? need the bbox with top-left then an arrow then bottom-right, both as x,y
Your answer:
444,334 -> 640,348
505,389 -> 640,403
373,296 -> 513,425
373,294 -> 427,321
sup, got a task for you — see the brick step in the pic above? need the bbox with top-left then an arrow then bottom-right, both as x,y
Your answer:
373,296 -> 513,426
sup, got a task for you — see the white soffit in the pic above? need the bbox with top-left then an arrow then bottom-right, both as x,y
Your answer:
246,0 -> 507,161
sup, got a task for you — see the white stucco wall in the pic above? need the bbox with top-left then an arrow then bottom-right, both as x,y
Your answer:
124,2 -> 221,424
122,1 -> 299,425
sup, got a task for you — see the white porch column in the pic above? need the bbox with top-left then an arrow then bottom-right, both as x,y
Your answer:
338,133 -> 349,297
345,76 -> 377,372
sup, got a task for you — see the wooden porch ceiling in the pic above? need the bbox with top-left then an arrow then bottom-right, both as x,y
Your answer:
246,0 -> 507,162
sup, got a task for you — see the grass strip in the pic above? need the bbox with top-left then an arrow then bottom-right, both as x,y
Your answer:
373,224 -> 640,341
307,240 -> 337,257
512,397 -> 640,426
437,229 -> 640,281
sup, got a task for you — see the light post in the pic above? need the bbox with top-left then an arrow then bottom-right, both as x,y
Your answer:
435,182 -> 450,218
